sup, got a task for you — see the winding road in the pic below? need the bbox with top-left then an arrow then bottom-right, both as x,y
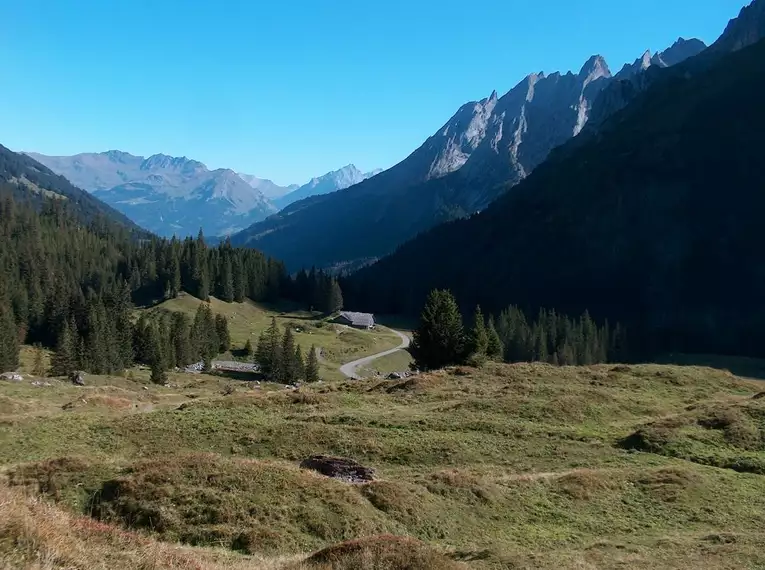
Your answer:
339,329 -> 411,380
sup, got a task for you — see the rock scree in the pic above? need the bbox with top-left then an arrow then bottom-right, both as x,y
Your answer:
299,455 -> 376,483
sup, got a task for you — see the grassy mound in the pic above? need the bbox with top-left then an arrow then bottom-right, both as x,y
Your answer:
58,454 -> 397,553
0,481 -> 282,570
302,535 -> 463,570
619,397 -> 765,473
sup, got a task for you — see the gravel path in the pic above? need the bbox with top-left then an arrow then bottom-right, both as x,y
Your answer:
339,329 -> 411,380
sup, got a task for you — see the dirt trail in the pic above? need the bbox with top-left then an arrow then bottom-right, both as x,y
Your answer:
339,329 -> 411,380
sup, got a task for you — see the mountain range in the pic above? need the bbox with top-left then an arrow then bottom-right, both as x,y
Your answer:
228,37 -> 707,271
27,151 -> 380,238
345,0 -> 765,359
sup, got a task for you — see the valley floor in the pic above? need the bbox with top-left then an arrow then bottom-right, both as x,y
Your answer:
2,355 -> 765,569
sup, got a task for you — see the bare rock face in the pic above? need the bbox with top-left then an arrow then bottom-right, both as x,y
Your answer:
300,455 -> 376,483
0,372 -> 23,382
69,371 -> 86,386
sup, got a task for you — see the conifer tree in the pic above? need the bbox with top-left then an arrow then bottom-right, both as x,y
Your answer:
410,289 -> 465,371
244,338 -> 254,357
221,257 -> 235,302
256,318 -> 282,381
0,304 -> 19,373
170,312 -> 192,367
281,327 -> 297,383
232,257 -> 245,303
305,344 -> 320,383
328,280 -> 344,314
50,317 -> 77,376
32,343 -> 46,377
293,345 -> 305,382
215,313 -> 231,353
468,305 -> 489,357
114,281 -> 134,369
534,324 -> 549,363
192,303 -> 217,364
486,316 -> 504,361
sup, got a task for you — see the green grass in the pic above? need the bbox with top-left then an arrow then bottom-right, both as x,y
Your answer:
358,350 -> 414,378
143,293 -> 403,380
3,361 -> 765,568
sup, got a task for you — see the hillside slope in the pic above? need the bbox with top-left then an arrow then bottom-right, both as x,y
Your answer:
231,42 -> 704,271
0,145 -> 146,233
347,36 -> 765,359
3,362 -> 765,569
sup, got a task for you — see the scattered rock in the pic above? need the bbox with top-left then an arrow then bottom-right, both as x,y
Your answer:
31,381 -> 53,387
142,386 -> 149,391
69,371 -> 86,386
0,372 -> 23,382
752,392 -> 765,400
387,372 -> 403,380
300,455 -> 376,483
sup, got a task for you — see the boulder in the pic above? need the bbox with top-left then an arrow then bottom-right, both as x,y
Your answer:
387,372 -> 403,380
0,372 -> 23,382
69,371 -> 86,386
300,455 -> 376,483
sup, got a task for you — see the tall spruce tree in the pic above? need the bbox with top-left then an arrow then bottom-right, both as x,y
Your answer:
305,344 -> 320,383
281,327 -> 297,383
327,280 -> 344,314
486,316 -> 504,361
468,305 -> 489,357
256,317 -> 283,381
293,345 -> 305,382
244,338 -> 254,357
50,317 -> 78,376
0,303 -> 19,372
215,313 -> 231,353
410,289 -> 465,371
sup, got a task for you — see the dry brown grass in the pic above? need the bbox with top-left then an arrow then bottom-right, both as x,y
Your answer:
0,482 -> 294,570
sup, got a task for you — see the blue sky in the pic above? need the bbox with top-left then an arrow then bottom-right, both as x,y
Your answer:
0,0 -> 745,185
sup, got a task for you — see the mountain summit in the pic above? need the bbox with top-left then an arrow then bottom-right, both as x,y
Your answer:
274,165 -> 382,209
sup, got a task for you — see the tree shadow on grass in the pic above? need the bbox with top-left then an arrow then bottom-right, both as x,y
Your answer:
655,353 -> 765,381
212,370 -> 261,383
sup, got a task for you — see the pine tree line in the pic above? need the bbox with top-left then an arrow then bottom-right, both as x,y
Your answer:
292,268 -> 344,314
411,290 -> 627,371
0,185 -> 343,373
255,317 -> 320,384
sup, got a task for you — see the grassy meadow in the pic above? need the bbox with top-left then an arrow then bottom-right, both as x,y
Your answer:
3,353 -> 765,568
143,293 -> 405,381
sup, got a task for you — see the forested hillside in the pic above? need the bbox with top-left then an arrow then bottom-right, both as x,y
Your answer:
0,184 -> 342,373
345,36 -> 765,360
0,144 -> 145,232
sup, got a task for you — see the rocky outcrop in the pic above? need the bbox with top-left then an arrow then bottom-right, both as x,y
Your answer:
300,455 -> 376,483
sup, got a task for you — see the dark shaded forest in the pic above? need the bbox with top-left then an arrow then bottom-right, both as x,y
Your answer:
345,37 -> 765,361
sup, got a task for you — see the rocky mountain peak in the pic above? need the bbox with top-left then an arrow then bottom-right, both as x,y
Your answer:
712,0 -> 765,53
653,37 -> 707,66
102,150 -> 135,163
579,55 -> 612,80
140,154 -> 205,172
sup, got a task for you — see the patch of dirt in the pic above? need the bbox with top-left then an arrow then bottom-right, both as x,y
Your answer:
300,456 -> 376,483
